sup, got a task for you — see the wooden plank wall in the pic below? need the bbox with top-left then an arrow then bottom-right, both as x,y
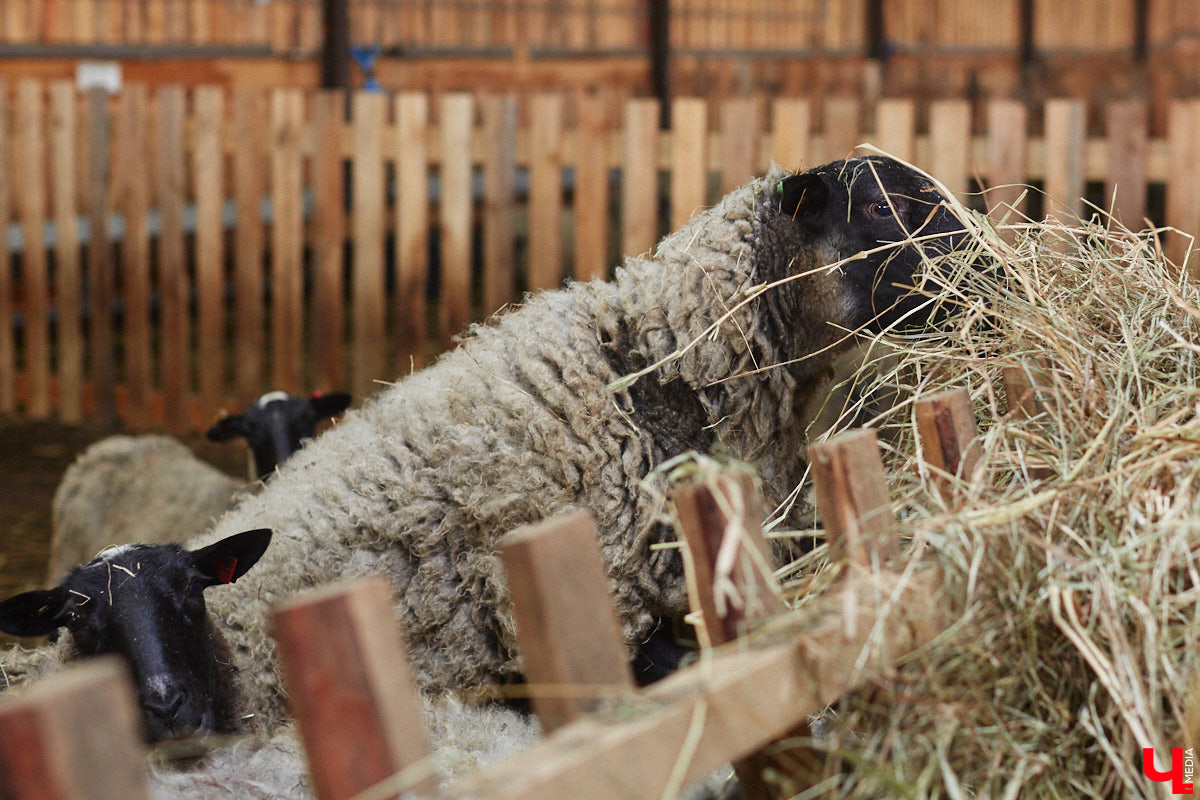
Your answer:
4,1 -> 1197,55
0,82 -> 1197,433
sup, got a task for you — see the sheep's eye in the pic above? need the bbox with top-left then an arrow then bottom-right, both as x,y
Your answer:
866,200 -> 895,219
59,607 -> 85,630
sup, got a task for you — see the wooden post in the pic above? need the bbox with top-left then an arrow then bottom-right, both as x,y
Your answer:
0,658 -> 149,800
272,577 -> 435,800
914,387 -> 982,501
1002,365 -> 1053,479
808,428 -> 897,567
1002,364 -> 1046,420
672,471 -> 796,799
499,510 -> 634,733
671,471 -> 784,650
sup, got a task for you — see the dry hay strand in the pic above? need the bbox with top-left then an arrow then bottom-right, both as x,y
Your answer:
777,208 -> 1200,798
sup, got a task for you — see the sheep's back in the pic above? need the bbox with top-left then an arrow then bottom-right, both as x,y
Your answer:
49,435 -> 242,582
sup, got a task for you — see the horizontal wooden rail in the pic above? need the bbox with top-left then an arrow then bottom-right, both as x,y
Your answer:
447,565 -> 942,800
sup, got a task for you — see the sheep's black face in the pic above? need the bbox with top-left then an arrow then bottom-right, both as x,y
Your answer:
778,156 -> 974,332
206,391 -> 351,479
0,529 -> 271,742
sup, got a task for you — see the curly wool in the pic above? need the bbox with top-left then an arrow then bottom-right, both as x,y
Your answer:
197,165 -> 852,729
48,436 -> 246,583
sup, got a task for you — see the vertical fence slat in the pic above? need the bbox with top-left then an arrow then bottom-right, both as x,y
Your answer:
528,93 -> 565,292
821,97 -> 860,163
929,99 -> 971,199
1044,98 -> 1087,219
352,91 -> 387,398
438,93 -> 474,351
273,578 -> 436,800
1105,99 -> 1148,229
670,98 -> 708,231
270,89 -> 305,394
156,85 -> 189,434
720,97 -> 758,194
311,91 -> 346,393
574,91 -> 611,283
1167,99 -> 1200,272
985,98 -> 1029,223
232,88 -> 267,403
117,85 -> 152,426
0,83 -> 11,413
621,98 -> 659,258
85,87 -> 116,427
15,81 -> 50,418
395,92 -> 429,371
193,85 -> 226,416
500,510 -> 634,733
0,659 -> 149,800
770,98 -> 811,172
874,98 -> 916,162
50,82 -> 82,424
481,93 -> 517,313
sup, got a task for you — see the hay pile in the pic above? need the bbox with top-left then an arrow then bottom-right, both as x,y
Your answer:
778,208 -> 1200,797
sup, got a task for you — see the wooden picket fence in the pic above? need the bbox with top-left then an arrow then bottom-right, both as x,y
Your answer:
2,81 -> 1200,434
0,381 -> 993,799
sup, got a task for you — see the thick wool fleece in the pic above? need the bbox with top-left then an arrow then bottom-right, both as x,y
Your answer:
198,165 -> 853,729
49,436 -> 245,582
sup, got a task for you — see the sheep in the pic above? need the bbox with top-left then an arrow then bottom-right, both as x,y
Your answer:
0,529 -> 272,740
186,155 -> 977,731
1,155 -> 977,732
46,391 -> 351,583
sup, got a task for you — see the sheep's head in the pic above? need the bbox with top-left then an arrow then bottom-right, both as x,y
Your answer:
777,156 -> 977,333
207,391 -> 352,479
0,529 -> 271,742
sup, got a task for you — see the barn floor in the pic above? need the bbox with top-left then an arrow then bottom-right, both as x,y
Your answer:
0,415 -> 249,604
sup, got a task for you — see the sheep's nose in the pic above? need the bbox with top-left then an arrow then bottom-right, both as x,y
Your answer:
143,685 -> 185,724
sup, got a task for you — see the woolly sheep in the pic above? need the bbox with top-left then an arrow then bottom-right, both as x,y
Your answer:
189,156 -> 977,730
47,392 -> 351,582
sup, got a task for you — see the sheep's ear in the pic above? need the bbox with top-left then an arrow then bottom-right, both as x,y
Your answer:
309,392 -> 352,419
777,173 -> 829,222
0,588 -> 68,637
191,529 -> 272,587
206,414 -> 249,443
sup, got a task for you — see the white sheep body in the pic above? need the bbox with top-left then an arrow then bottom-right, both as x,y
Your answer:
197,165 -> 847,729
48,436 -> 244,582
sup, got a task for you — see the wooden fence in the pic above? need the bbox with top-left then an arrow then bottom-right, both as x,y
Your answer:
3,0 -> 1199,56
0,393 -> 984,798
2,81 -> 1200,433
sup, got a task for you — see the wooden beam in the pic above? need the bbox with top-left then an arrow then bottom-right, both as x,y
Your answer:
808,428 -> 897,567
914,387 -> 982,502
0,658 -> 149,800
272,577 -> 435,800
671,471 -> 799,799
448,567 -> 943,800
500,510 -> 634,733
671,471 -> 784,650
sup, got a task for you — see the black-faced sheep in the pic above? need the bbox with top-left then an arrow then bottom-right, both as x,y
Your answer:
2,157 -> 981,745
186,156 -> 979,730
46,392 -> 351,582
0,529 -> 271,741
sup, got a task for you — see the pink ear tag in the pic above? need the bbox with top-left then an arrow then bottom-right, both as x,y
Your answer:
213,555 -> 239,584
